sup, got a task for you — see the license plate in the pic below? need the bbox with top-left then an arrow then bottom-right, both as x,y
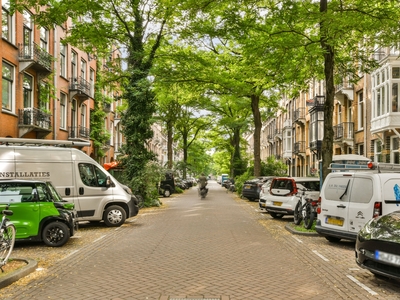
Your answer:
375,250 -> 400,266
260,203 -> 265,207
244,186 -> 251,189
325,217 -> 344,226
272,202 -> 282,206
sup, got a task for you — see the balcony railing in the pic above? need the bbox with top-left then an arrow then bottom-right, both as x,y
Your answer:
294,108 -> 305,124
18,107 -> 51,129
333,122 -> 354,141
18,42 -> 53,73
68,126 -> 90,139
69,76 -> 92,99
294,141 -> 306,154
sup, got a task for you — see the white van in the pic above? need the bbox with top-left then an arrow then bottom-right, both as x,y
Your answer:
316,161 -> 400,242
0,138 -> 139,227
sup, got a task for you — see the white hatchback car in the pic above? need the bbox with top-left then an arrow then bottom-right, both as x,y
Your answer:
264,177 -> 320,219
258,178 -> 274,212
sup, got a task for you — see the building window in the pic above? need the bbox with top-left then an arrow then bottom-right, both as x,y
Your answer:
357,144 -> 364,156
60,93 -> 66,129
81,59 -> 87,80
90,68 -> 94,97
71,51 -> 77,79
374,140 -> 383,162
81,104 -> 86,128
40,27 -> 49,51
392,137 -> 399,164
283,129 -> 292,152
22,10 -> 33,58
23,74 -> 33,108
39,81 -> 50,110
60,42 -> 66,77
2,61 -> 14,111
2,0 -> 14,43
357,92 -> 364,129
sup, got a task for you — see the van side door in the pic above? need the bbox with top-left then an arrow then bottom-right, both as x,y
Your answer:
347,176 -> 374,234
76,163 -> 113,220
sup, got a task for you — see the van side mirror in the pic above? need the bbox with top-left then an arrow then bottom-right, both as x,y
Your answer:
106,176 -> 112,188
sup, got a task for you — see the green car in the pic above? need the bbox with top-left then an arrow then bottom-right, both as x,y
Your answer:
0,180 -> 78,247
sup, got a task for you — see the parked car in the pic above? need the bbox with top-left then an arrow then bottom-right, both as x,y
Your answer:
159,171 -> 176,197
0,179 -> 78,247
242,177 -> 274,202
355,210 -> 400,280
316,161 -> 400,243
258,178 -> 275,212
175,178 -> 188,190
264,177 -> 320,218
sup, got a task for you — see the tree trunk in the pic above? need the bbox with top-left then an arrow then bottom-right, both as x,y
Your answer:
251,94 -> 262,177
232,127 -> 241,177
320,0 -> 334,182
167,120 -> 173,169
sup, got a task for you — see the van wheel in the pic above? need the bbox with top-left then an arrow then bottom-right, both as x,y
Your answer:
269,212 -> 284,219
164,189 -> 171,197
42,222 -> 70,247
325,236 -> 341,243
104,205 -> 126,227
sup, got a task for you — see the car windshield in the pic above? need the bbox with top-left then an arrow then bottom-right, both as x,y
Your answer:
46,182 -> 64,202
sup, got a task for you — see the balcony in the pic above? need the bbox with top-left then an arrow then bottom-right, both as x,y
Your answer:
69,76 -> 92,101
333,122 -> 354,146
283,119 -> 292,129
68,126 -> 90,141
371,113 -> 400,134
294,108 -> 305,125
308,95 -> 325,113
18,108 -> 52,138
18,42 -> 53,75
335,82 -> 354,104
309,140 -> 322,152
294,141 -> 306,157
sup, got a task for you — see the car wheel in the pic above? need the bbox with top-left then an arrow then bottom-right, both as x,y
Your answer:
164,189 -> 171,197
42,221 -> 70,247
325,236 -> 341,243
103,205 -> 126,227
269,212 -> 284,219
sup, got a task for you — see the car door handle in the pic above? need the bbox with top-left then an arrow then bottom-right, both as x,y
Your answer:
79,187 -> 84,195
337,204 -> 346,208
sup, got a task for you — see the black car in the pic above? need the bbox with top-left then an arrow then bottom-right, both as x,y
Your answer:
355,211 -> 400,280
242,176 -> 274,201
159,171 -> 176,197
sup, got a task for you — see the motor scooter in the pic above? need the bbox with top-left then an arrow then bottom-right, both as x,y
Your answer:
199,184 -> 208,199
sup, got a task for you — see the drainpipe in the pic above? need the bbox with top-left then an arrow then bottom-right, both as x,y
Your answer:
52,25 -> 57,140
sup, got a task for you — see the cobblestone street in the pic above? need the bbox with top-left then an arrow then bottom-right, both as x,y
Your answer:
1,181 -> 400,300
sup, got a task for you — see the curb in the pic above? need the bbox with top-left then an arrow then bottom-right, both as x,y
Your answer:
0,258 -> 38,289
285,223 -> 320,237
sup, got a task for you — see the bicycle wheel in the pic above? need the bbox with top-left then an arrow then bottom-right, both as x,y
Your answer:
303,203 -> 315,230
0,223 -> 16,266
293,201 -> 302,225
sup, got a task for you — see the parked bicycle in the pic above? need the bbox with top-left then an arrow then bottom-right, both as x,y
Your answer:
0,204 -> 16,271
293,188 -> 318,229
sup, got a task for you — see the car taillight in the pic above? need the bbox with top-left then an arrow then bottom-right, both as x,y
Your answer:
316,197 -> 321,214
373,202 -> 382,218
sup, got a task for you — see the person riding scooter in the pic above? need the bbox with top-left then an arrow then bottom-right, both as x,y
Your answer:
198,173 -> 208,197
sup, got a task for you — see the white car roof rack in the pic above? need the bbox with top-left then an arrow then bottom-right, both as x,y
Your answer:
329,161 -> 400,173
0,137 -> 90,147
